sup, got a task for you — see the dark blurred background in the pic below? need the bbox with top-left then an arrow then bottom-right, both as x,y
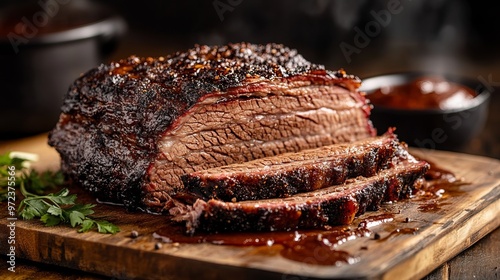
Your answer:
100,0 -> 500,76
1,0 -> 499,157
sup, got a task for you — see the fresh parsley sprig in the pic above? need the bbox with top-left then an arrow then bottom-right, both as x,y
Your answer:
0,151 -> 40,200
17,185 -> 119,233
1,151 -> 120,234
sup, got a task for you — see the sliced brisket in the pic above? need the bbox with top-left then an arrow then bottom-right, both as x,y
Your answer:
48,43 -> 375,213
172,161 -> 429,234
180,131 -> 410,202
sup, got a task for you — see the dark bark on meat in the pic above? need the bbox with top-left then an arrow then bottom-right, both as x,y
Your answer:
173,161 -> 429,234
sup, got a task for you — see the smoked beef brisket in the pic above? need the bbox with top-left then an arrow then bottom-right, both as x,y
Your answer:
180,131 -> 409,202
172,161 -> 429,233
48,43 -> 376,213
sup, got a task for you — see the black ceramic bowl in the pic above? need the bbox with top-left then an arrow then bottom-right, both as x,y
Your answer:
360,72 -> 491,152
0,0 -> 126,138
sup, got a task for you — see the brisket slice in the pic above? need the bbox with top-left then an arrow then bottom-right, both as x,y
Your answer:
48,42 -> 375,213
172,161 -> 429,233
179,131 -> 409,202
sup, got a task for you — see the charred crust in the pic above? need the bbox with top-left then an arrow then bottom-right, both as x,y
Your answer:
48,42 -> 361,209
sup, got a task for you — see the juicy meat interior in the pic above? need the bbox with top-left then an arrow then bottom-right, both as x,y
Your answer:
48,42 -> 375,213
179,131 -> 407,202
144,82 -> 374,210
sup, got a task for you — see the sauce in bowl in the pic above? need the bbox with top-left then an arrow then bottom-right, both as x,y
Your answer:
368,76 -> 477,110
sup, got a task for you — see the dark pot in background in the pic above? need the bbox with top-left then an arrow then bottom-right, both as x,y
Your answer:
0,0 -> 126,138
360,72 -> 491,152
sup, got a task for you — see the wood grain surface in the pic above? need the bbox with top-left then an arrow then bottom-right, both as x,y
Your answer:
0,134 -> 499,280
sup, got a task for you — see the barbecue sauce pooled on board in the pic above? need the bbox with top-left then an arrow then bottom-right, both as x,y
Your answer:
368,76 -> 477,110
154,213 -> 418,266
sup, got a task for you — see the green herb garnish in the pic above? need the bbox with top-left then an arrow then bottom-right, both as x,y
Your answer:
1,151 -> 120,234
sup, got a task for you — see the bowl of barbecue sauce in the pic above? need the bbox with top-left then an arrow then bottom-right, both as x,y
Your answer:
360,72 -> 490,151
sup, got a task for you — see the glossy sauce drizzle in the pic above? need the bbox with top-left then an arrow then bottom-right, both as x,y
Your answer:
414,158 -> 467,212
377,228 -> 420,242
155,214 -> 398,266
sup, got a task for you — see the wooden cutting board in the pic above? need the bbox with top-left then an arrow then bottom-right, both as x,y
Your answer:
1,134 -> 499,280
